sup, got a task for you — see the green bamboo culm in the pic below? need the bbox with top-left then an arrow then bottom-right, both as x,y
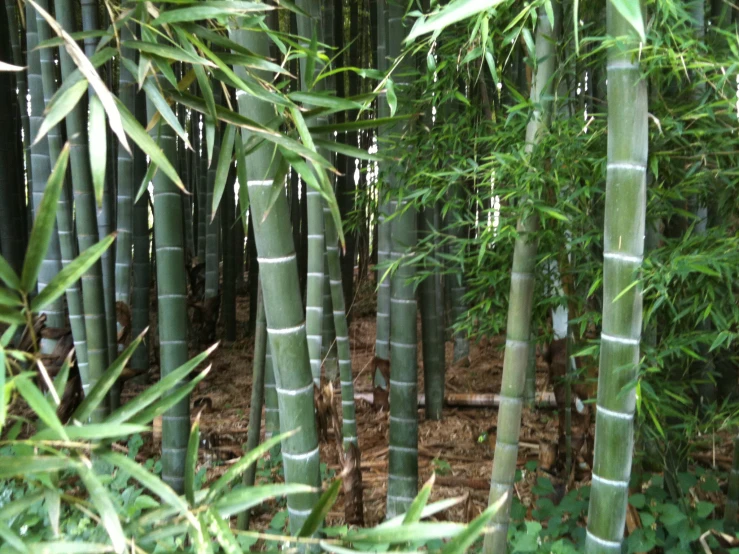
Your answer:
296,0 -> 328,387
446,200 -> 469,363
264,342 -> 281,456
374,0 -> 391,388
222,167 -> 236,342
196,116 -> 206,262
321,252 -> 338,382
247,178 -> 321,533
80,0 -> 117,371
130,96 -> 150,378
205,94 -> 222,301
237,282 -> 267,530
483,5 -> 560,552
146,93 -> 191,494
25,2 -> 66,335
584,3 -> 647,552
33,0 -> 89,383
725,434 -> 739,534
324,212 -> 358,446
1,0 -> 28,274
385,0 -> 419,518
114,10 -> 137,310
53,0 -> 111,420
419,207 -> 445,421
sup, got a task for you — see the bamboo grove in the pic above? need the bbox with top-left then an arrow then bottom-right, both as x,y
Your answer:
1,0 -> 738,552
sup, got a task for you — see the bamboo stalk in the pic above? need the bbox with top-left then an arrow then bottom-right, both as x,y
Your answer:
584,3 -> 647,552
483,5 -> 560,552
53,0 -> 111,421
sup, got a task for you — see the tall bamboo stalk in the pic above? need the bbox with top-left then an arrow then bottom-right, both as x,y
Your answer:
420,207 -> 445,420
205,93 -> 221,302
296,0 -> 328,387
247,178 -> 321,533
25,3 -> 66,334
374,0 -> 391,387
584,3 -> 647,552
147,92 -> 190,493
222,166 -> 236,341
34,0 -> 90,387
54,0 -> 111,421
79,0 -> 117,370
483,6 -> 560,552
0,7 -> 26,274
115,11 -> 137,309
385,0 -> 419,518
264,342 -> 280,455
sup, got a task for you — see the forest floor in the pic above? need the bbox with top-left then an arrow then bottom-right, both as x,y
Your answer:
123,277 -> 735,532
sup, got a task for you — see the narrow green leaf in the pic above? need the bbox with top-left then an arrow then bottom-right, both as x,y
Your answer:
135,67 -> 191,149
0,61 -> 25,72
313,139 -> 381,162
288,92 -> 363,111
0,255 -> 20,289
152,3 -> 271,25
403,474 -> 434,524
0,520 -> 28,552
127,367 -> 210,426
440,490 -> 508,554
211,123 -> 236,221
299,478 -> 341,537
380,497 -> 465,529
71,331 -> 145,422
206,431 -> 293,501
26,542 -> 116,553
611,0 -> 646,40
32,233 -> 116,313
44,486 -> 61,537
115,97 -> 185,192
89,95 -> 107,207
405,0 -> 506,43
0,306 -> 24,325
345,522 -> 464,544
21,144 -> 70,293
0,287 -> 22,308
309,115 -> 412,134
386,79 -> 397,117
122,40 -> 215,68
100,452 -> 189,513
35,79 -> 88,146
214,484 -> 316,518
76,460 -> 127,553
235,134 -> 249,234
53,353 -> 72,408
0,347 -> 5,429
35,424 -> 148,442
0,456 -> 76,480
28,0 -> 130,154
15,375 -> 67,440
206,507 -> 241,554
105,344 -> 216,424
185,417 -> 200,506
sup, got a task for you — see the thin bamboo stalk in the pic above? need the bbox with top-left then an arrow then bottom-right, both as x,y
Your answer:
33,0 -> 90,389
222,165 -> 236,341
147,92 -> 190,493
483,5 -> 560,552
584,3 -> 647,552
25,4 -> 66,334
54,0 -> 111,421
237,283 -> 266,530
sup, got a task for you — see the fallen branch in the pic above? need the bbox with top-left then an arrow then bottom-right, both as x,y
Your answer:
354,391 -> 556,408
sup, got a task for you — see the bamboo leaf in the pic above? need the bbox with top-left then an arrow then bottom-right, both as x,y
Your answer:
298,478 -> 341,537
403,474 -> 434,524
0,287 -> 22,307
31,233 -> 116,313
345,522 -> 464,544
0,347 -> 5,429
100,452 -> 190,513
185,416 -> 200,506
127,367 -> 211,426
44,488 -> 61,537
26,542 -> 117,553
206,431 -> 293,501
235,134 -> 249,234
386,79 -> 397,117
0,456 -> 76,480
313,138 -> 381,162
0,61 -> 25,72
89,95 -> 107,208
71,331 -> 145,422
404,0 -> 506,43
206,507 -> 241,554
0,520 -> 28,552
76,459 -> 127,553
440,491 -> 508,554
0,255 -> 20,289
122,40 -> 215,67
213,484 -> 316,518
211,123 -> 236,221
0,306 -> 25,325
115,97 -> 185,192
380,497 -> 465,529
288,92 -> 363,111
309,115 -> 412,134
35,424 -> 148,442
610,0 -> 646,40
21,144 -> 69,293
152,2 -> 271,25
105,344 -> 217,424
28,0 -> 130,154
35,79 -> 88,146
15,375 -> 67,440
53,354 -> 72,402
